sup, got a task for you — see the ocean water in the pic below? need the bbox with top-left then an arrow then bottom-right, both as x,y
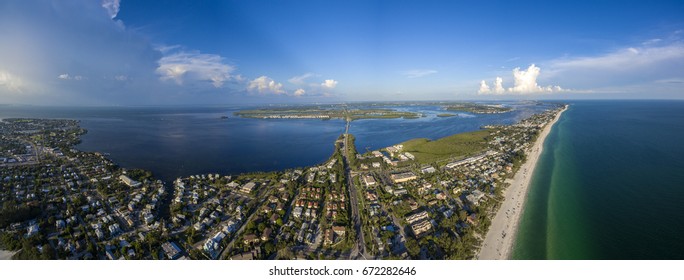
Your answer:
1,106 -> 344,181
0,102 -> 550,181
513,100 -> 684,259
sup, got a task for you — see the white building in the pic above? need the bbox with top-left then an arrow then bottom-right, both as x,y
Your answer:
119,175 -> 141,187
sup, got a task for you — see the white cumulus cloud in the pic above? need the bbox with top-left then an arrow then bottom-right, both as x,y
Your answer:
248,76 -> 285,94
321,79 -> 338,89
294,88 -> 306,96
494,77 -> 505,94
156,49 -> 236,88
478,64 -> 563,95
286,74 -> 339,97
508,64 -> 551,93
478,80 -> 490,94
478,77 -> 505,94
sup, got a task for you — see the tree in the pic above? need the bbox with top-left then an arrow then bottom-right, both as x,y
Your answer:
458,209 -> 468,222
87,242 -> 97,255
245,221 -> 256,232
405,238 -> 420,257
0,232 -> 21,250
41,244 -> 56,260
263,242 -> 275,256
276,247 -> 294,260
186,227 -> 197,244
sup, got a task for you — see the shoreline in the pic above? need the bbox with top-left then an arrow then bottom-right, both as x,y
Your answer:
1,104 -> 564,260
477,105 -> 568,260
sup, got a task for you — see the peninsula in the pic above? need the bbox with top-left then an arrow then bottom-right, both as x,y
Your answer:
0,104 -> 566,260
477,105 -> 568,259
442,103 -> 512,114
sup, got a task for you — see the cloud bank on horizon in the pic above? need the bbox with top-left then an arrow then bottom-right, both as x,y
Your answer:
477,39 -> 684,96
0,0 -> 683,105
478,64 -> 564,95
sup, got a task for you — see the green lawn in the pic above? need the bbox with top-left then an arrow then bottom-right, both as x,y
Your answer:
400,129 -> 491,164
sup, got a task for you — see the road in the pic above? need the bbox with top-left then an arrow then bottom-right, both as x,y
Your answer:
341,116 -> 369,259
29,141 -> 42,163
388,213 -> 409,255
218,197 -> 266,259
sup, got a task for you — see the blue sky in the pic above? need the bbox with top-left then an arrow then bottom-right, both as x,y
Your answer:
1,0 -> 683,105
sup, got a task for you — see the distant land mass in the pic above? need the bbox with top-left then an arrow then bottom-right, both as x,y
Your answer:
234,107 -> 420,120
442,103 -> 512,114
234,102 -> 512,120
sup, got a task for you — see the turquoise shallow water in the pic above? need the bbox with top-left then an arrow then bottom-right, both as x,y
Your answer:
513,100 -> 684,259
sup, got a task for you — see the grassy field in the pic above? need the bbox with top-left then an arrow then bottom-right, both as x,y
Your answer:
400,129 -> 491,164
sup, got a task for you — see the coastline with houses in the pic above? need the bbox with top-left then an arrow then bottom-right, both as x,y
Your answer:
477,105 -> 568,259
0,103 -> 567,260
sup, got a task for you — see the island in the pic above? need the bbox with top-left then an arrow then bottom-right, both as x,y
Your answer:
234,106 -> 420,120
442,102 -> 512,114
0,104 -> 566,260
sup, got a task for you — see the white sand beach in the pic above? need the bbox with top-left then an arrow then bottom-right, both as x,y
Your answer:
477,105 -> 567,260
